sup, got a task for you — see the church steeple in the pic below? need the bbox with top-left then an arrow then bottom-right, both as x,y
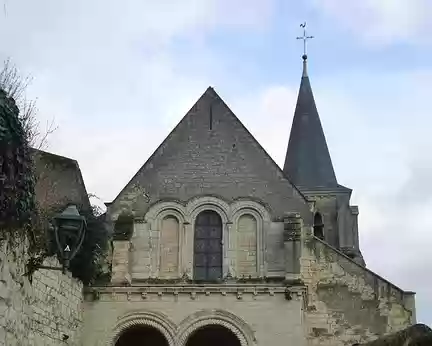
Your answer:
283,53 -> 338,189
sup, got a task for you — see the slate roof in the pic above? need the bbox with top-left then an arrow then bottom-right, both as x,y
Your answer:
283,57 -> 339,189
109,87 -> 311,220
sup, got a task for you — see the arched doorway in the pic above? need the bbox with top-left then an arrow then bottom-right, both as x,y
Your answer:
115,325 -> 169,346
185,325 -> 241,346
193,210 -> 223,281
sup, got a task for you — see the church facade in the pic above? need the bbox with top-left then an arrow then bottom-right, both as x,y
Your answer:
81,57 -> 416,346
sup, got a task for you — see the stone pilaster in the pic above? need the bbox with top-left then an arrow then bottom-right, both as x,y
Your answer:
340,206 -> 365,265
111,240 -> 131,284
131,220 -> 153,280
350,206 -> 360,250
283,212 -> 302,280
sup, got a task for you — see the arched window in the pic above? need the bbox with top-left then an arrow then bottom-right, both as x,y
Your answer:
313,212 -> 324,240
159,215 -> 180,278
236,214 -> 257,277
193,210 -> 223,281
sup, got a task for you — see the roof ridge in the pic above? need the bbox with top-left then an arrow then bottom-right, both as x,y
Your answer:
109,87 -> 309,205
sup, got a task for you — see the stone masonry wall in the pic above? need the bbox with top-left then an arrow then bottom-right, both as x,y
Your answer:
108,87 -> 312,225
301,237 -> 415,346
0,235 -> 83,346
81,287 -> 306,346
111,198 -> 283,284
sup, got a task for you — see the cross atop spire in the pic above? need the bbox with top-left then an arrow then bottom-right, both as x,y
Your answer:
283,24 -> 338,189
296,22 -> 314,60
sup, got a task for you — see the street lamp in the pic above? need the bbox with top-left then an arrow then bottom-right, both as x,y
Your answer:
39,205 -> 87,273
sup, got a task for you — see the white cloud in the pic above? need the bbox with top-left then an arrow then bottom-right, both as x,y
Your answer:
1,0 -> 431,326
0,0 -> 275,200
232,85 -> 299,165
310,0 -> 432,45
233,69 -> 432,325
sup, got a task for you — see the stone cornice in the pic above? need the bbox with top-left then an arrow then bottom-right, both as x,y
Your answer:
84,283 -> 306,301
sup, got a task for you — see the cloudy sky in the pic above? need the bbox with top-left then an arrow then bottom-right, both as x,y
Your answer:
1,0 -> 431,326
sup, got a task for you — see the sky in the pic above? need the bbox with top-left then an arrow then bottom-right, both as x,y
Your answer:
1,0 -> 431,327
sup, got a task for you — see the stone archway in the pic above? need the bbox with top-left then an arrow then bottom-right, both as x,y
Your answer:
108,311 -> 176,346
177,310 -> 255,346
185,324 -> 241,346
115,325 -> 169,346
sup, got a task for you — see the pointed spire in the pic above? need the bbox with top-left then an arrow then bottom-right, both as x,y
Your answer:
283,55 -> 338,189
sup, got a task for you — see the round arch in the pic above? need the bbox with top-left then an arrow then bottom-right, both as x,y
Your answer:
186,196 -> 230,224
107,311 -> 177,346
230,200 -> 271,223
145,201 -> 188,225
230,201 -> 270,278
230,209 -> 262,278
184,324 -> 241,346
177,310 -> 256,346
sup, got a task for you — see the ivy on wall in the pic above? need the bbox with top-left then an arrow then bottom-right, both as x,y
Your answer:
0,88 -> 36,239
68,206 -> 111,285
1,87 -> 110,285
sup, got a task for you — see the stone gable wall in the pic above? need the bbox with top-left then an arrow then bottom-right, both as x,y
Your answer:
108,89 -> 312,224
301,237 -> 415,346
0,236 -> 83,346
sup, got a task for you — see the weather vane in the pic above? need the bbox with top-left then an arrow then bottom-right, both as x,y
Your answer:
296,22 -> 314,59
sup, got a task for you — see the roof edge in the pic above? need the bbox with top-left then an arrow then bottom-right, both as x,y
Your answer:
109,87 -> 214,206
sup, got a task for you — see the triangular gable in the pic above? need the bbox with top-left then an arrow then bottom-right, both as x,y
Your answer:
109,87 -> 310,218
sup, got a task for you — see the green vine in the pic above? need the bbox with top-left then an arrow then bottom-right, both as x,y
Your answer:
68,205 -> 110,285
0,88 -> 36,242
24,255 -> 47,283
1,87 -> 110,285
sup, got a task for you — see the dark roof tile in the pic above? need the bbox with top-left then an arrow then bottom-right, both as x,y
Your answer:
283,59 -> 338,189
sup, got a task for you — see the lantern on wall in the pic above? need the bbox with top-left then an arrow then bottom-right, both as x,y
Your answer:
52,205 -> 87,273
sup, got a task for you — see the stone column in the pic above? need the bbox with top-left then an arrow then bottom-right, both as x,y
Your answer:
283,212 -> 302,280
111,240 -> 131,284
130,220 -> 152,280
339,206 -> 365,265
350,206 -> 360,250
337,203 -> 349,249
403,292 -> 417,324
182,222 -> 193,279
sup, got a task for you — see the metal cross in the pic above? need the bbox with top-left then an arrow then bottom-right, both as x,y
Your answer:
296,22 -> 314,56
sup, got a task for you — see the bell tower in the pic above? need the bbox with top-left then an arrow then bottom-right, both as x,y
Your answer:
283,23 -> 364,264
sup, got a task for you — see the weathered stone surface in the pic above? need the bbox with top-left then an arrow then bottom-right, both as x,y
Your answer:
0,235 -> 83,346
236,214 -> 257,276
301,237 -> 415,346
159,216 -> 180,278
107,87 -> 311,225
81,286 -> 307,346
31,148 -> 91,213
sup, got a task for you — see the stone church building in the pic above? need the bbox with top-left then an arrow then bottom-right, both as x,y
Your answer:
81,56 -> 416,346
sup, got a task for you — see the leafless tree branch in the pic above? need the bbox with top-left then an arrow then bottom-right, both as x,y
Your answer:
0,58 -> 57,149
